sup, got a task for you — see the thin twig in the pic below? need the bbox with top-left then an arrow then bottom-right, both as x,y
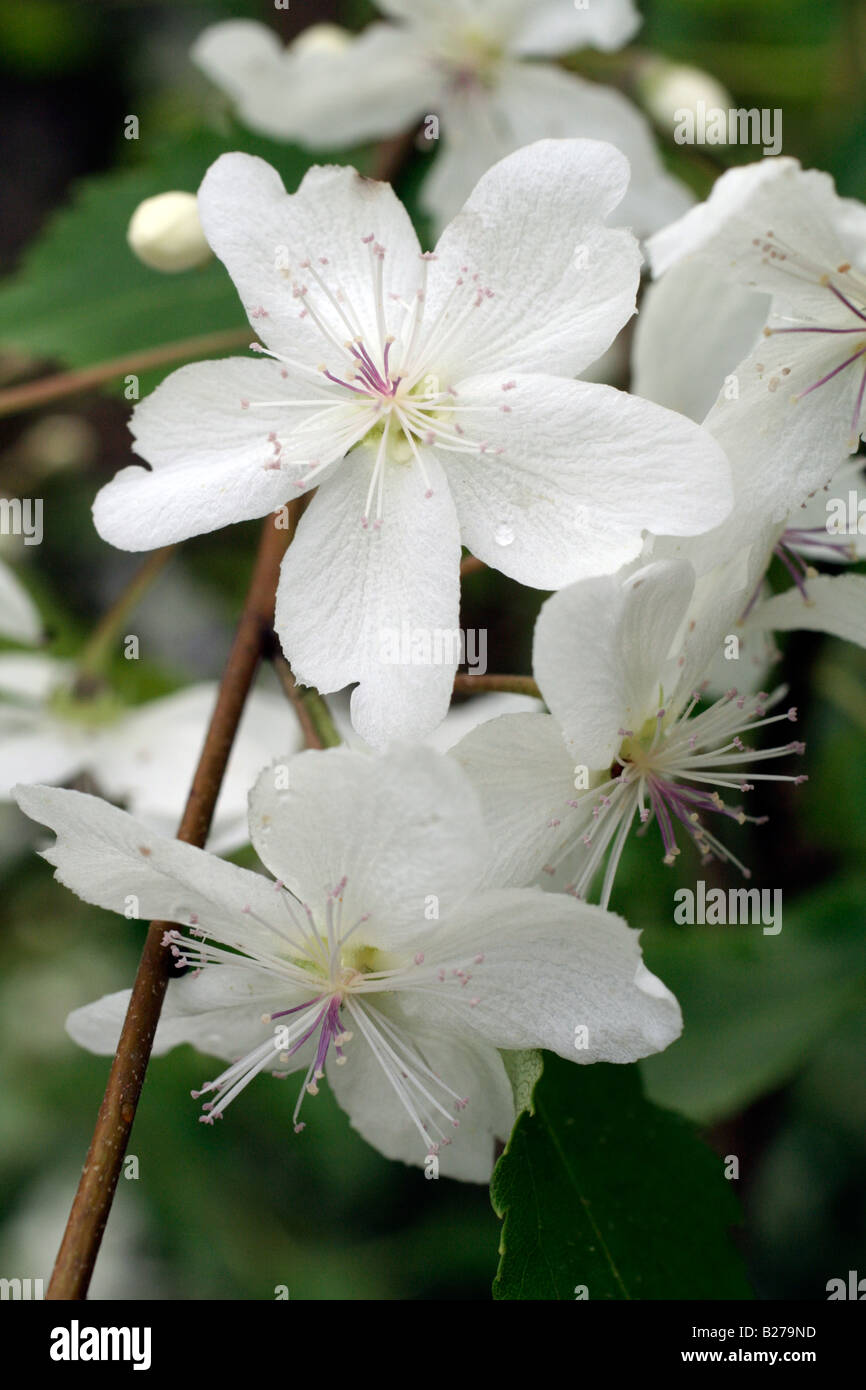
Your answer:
0,326 -> 253,419
46,508 -> 295,1300
452,674 -> 541,698
460,554 -> 486,578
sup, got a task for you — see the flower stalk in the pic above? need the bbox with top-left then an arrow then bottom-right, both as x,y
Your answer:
452,674 -> 541,698
0,326 -> 253,419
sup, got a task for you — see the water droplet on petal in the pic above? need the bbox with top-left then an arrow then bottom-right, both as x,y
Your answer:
494,521 -> 514,547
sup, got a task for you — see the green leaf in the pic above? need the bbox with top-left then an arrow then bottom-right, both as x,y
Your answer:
491,1055 -> 753,1300
639,878 -> 866,1124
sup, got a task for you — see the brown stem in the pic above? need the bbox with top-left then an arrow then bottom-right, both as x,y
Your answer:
371,126 -> 423,182
452,674 -> 541,698
460,554 -> 486,578
0,327 -> 253,419
46,507 -> 296,1300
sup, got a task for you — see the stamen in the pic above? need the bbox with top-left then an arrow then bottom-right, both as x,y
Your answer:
547,688 -> 806,907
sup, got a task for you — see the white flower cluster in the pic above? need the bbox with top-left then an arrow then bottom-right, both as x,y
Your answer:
192,0 -> 690,237
7,4 -> 863,1181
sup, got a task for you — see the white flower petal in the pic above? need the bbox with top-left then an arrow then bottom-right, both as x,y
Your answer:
0,562 -> 42,644
0,652 -> 69,702
795,458 -> 866,561
192,20 -> 286,108
439,374 -> 733,589
751,572 -> 866,647
12,785 -> 287,951
647,157 -> 797,275
197,154 -> 422,361
451,710 -> 580,888
534,560 -> 696,767
647,157 -> 849,316
428,138 -> 640,378
326,1001 -> 514,1181
423,64 -> 688,239
669,543 -> 765,698
94,682 -> 298,852
698,607 -> 780,698
375,0 -> 461,19
428,691 -> 540,752
256,25 -> 438,147
247,745 -> 489,948
705,331 -> 863,517
0,724 -> 89,799
66,966 -> 300,1064
406,888 -> 682,1061
509,0 -> 641,56
493,63 -> 690,237
275,445 -> 461,746
195,21 -> 430,148
318,687 -> 540,754
632,261 -> 769,421
95,357 -> 332,550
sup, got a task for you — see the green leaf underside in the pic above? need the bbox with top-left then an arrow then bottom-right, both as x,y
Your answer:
491,1056 -> 753,1301
500,1048 -> 544,1118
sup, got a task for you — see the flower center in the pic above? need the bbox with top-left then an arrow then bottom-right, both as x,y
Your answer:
554,688 -> 807,907
243,238 -> 504,528
442,25 -> 505,88
166,877 -> 482,1157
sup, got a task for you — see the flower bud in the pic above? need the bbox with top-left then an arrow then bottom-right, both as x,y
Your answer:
290,24 -> 351,58
639,58 -> 732,134
127,191 -> 212,273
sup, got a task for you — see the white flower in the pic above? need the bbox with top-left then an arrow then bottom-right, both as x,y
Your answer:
15,746 -> 682,1181
631,158 -> 866,657
452,559 -> 806,903
193,2 -> 691,237
636,157 -> 866,524
0,560 -> 42,644
0,658 -> 298,853
92,142 -> 732,747
721,457 -> 866,664
634,436 -> 866,680
127,192 -> 212,273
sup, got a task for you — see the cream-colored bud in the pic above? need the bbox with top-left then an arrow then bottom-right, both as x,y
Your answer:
640,58 -> 732,132
290,24 -> 351,58
127,192 -> 211,273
